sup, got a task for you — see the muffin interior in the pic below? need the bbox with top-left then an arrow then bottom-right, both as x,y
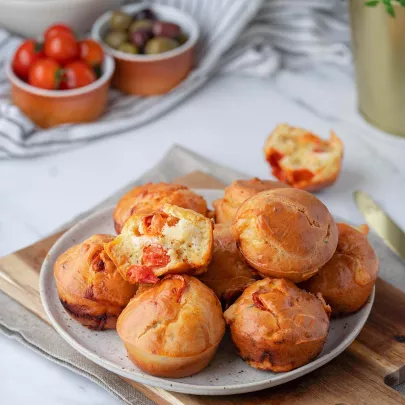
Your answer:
106,204 -> 213,283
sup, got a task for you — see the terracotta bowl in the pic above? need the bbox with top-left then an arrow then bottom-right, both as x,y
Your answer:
6,55 -> 115,129
91,3 -> 199,96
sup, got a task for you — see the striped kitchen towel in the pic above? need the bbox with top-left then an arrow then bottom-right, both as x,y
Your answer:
0,0 -> 350,158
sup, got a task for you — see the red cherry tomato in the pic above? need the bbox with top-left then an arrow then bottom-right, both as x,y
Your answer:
79,39 -> 104,68
60,60 -> 96,90
44,24 -> 75,41
12,40 -> 44,80
28,58 -> 62,90
44,33 -> 79,65
127,265 -> 159,284
142,245 -> 170,268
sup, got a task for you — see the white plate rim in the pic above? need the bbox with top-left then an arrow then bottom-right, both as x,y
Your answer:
39,188 -> 375,395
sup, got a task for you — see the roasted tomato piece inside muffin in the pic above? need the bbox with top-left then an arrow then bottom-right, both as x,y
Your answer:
224,278 -> 331,372
53,234 -> 138,330
264,124 -> 343,191
113,182 -> 209,233
104,203 -> 214,284
301,223 -> 379,315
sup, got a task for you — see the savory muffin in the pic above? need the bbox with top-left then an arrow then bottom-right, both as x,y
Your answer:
113,182 -> 208,233
54,234 -> 138,330
105,204 -> 214,284
231,188 -> 338,283
264,124 -> 343,191
198,224 -> 259,308
224,278 -> 331,372
213,177 -> 289,225
301,223 -> 378,315
117,275 -> 225,377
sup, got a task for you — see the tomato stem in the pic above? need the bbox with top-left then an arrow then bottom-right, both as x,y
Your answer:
34,41 -> 43,54
55,69 -> 64,90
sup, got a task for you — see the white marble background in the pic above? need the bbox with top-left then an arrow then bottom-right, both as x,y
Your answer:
1,64 -> 405,404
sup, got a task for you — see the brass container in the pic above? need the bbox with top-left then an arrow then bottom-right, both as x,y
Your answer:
350,0 -> 405,137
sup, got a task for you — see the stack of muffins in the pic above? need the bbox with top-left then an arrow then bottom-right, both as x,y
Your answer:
54,176 -> 378,378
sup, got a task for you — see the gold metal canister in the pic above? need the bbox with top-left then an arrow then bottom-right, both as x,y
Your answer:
350,0 -> 405,137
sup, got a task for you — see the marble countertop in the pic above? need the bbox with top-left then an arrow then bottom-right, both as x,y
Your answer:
1,64 -> 405,404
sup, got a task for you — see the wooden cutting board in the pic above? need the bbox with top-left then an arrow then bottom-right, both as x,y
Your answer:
1,171 -> 405,405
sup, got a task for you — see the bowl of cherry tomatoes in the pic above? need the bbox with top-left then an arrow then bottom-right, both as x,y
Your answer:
7,24 -> 115,129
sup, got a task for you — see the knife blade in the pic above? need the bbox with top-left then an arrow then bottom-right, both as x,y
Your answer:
354,190 -> 405,260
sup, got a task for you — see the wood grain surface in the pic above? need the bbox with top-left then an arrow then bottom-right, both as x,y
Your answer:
1,171 -> 405,405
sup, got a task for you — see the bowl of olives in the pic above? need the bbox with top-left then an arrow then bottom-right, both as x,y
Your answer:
91,3 -> 199,96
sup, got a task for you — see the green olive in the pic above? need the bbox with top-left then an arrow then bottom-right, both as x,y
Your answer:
104,30 -> 128,49
110,11 -> 133,30
129,19 -> 153,33
118,42 -> 139,54
177,32 -> 189,45
144,37 -> 179,55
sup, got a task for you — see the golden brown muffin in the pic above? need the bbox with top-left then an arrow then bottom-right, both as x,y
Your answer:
198,224 -> 259,308
224,278 -> 331,372
213,178 -> 290,225
264,124 -> 343,191
54,234 -> 138,330
105,204 -> 214,284
117,275 -> 225,377
231,188 -> 338,283
113,182 -> 208,233
301,223 -> 378,315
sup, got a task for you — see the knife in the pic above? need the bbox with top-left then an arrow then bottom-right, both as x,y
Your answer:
354,190 -> 405,260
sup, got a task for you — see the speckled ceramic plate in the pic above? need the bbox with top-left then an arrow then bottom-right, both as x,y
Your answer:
40,189 -> 374,395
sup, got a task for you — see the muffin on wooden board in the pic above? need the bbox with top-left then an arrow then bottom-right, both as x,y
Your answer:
105,204 -> 213,284
213,177 -> 289,225
224,278 -> 331,372
231,188 -> 338,283
264,124 -> 343,191
54,234 -> 138,330
301,223 -> 378,315
198,224 -> 259,308
117,275 -> 225,377
113,182 -> 208,233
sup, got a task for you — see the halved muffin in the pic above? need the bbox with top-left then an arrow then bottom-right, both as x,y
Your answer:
113,182 -> 208,233
104,204 -> 214,284
264,124 -> 343,191
54,234 -> 138,330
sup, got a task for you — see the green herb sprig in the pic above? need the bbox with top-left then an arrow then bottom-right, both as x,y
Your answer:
365,0 -> 405,17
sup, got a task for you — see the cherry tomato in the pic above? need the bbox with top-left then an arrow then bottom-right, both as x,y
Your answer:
44,24 -> 75,41
12,40 -> 44,80
28,58 -> 62,90
79,39 -> 104,68
127,265 -> 159,284
60,60 -> 96,90
44,33 -> 79,65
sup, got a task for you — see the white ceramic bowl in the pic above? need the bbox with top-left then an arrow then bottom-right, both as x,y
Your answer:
0,0 -> 125,38
39,189 -> 375,396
